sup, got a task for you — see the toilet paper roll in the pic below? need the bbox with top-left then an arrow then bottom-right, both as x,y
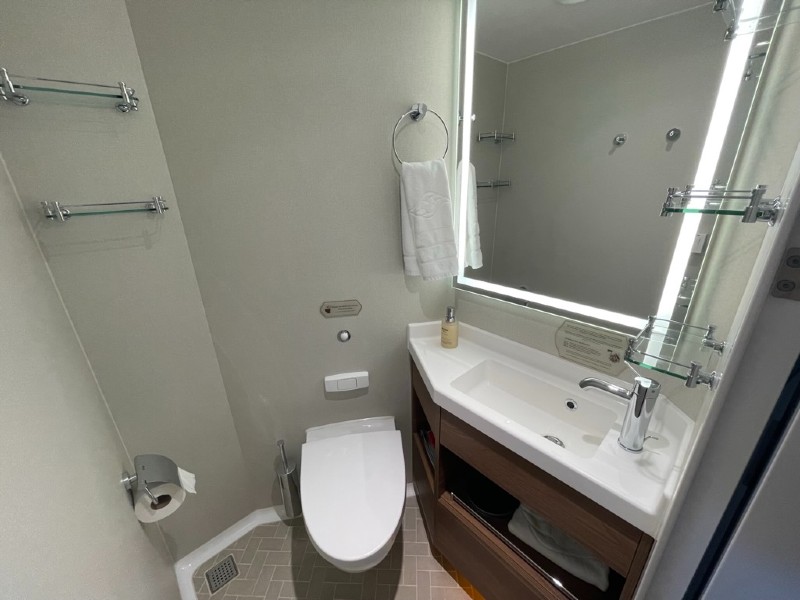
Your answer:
133,481 -> 187,523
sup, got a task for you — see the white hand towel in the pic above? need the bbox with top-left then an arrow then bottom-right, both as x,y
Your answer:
508,505 -> 610,591
400,159 -> 459,281
458,161 -> 483,269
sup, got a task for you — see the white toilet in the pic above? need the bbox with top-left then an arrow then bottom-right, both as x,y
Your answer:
300,416 -> 406,572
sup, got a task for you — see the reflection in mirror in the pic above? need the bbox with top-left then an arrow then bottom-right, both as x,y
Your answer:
456,0 -> 775,330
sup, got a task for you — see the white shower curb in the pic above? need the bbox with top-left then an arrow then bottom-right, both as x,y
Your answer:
174,483 -> 416,600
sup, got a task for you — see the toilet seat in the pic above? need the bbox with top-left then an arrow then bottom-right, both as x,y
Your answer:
301,418 -> 405,572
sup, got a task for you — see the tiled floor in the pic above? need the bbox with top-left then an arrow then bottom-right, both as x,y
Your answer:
193,496 -> 484,600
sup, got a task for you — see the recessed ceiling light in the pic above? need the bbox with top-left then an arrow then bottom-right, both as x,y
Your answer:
555,0 -> 588,5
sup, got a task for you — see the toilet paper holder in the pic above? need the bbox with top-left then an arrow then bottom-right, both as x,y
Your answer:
121,454 -> 182,508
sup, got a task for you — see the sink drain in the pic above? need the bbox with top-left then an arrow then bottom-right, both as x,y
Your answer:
543,434 -> 565,448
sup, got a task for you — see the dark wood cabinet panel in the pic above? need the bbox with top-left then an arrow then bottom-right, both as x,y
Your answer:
440,410 -> 642,576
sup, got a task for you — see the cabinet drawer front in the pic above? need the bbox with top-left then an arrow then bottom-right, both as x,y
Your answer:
440,411 -> 642,576
436,494 -> 566,600
412,360 -> 440,433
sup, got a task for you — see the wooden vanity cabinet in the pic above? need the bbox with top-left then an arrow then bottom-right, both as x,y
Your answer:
410,360 -> 654,600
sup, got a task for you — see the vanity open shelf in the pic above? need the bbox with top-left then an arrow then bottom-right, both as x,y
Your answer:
625,317 -> 725,389
410,359 -> 654,600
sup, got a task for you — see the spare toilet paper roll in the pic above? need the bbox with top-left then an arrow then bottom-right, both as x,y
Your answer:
134,481 -> 187,523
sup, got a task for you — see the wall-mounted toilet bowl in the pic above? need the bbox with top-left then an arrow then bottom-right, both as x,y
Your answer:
300,416 -> 405,572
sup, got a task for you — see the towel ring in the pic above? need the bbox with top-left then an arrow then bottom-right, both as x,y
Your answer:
392,103 -> 449,164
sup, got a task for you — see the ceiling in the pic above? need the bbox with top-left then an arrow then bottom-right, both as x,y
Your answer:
476,0 -> 714,63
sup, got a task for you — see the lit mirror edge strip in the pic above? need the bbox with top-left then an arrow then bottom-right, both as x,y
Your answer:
456,0 -> 476,272
456,276 -> 647,331
655,0 -> 766,320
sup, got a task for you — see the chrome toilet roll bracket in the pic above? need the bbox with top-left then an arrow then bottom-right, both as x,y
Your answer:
121,471 -> 160,506
121,454 -> 182,508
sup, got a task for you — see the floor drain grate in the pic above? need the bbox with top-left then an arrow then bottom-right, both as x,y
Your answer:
205,554 -> 238,594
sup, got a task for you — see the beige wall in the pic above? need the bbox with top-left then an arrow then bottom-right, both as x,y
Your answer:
0,0 -> 257,559
486,7 -> 724,318
0,158 -> 179,600
126,0 -> 457,504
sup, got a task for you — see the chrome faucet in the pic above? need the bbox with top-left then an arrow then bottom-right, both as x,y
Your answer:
579,376 -> 661,453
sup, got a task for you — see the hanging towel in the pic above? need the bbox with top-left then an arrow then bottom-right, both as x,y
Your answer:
508,504 -> 610,591
458,161 -> 483,269
400,159 -> 459,281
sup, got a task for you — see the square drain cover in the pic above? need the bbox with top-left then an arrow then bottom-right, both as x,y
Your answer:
205,554 -> 238,594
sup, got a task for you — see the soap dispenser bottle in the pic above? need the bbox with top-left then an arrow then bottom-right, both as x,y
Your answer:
441,306 -> 459,349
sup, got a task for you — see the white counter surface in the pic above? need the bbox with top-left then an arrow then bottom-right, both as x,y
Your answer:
408,321 -> 694,537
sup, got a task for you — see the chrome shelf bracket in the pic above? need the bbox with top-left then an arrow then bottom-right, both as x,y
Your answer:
686,362 -> 720,389
702,325 -> 726,355
0,68 -> 29,106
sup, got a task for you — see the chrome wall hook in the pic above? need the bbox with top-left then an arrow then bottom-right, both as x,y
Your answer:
409,103 -> 428,121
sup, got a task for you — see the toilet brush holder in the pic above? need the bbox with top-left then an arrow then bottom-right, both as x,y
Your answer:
277,440 -> 302,519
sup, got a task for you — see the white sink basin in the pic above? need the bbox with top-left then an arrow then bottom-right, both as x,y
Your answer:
408,321 -> 694,538
452,360 -> 618,458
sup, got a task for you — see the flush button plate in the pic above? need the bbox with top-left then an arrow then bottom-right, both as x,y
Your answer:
324,371 -> 369,392
771,247 -> 800,301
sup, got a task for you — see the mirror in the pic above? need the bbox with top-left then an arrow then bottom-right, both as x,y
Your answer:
456,0 -> 778,330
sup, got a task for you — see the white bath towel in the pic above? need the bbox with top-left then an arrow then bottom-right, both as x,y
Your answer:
508,505 -> 610,591
458,161 -> 483,269
400,159 -> 459,280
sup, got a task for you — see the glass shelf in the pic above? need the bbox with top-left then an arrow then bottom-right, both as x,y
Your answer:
625,317 -> 724,389
41,198 -> 167,222
2,68 -> 139,113
14,84 -> 126,100
477,131 -> 515,143
660,185 -> 781,224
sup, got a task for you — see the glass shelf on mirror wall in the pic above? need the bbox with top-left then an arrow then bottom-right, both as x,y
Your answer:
660,184 -> 782,225
625,317 -> 725,389
477,131 -> 515,143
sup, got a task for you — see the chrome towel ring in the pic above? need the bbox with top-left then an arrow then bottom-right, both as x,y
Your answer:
392,103 -> 449,164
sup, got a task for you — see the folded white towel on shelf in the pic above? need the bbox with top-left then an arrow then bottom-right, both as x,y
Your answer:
508,504 -> 610,591
458,161 -> 483,269
400,159 -> 459,281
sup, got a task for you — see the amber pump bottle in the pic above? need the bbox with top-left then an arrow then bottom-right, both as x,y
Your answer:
441,306 -> 459,349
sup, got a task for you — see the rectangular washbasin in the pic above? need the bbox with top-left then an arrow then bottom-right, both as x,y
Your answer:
451,360 -> 619,458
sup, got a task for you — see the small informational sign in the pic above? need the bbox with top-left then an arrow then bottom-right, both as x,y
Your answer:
320,299 -> 362,318
555,321 -> 628,376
